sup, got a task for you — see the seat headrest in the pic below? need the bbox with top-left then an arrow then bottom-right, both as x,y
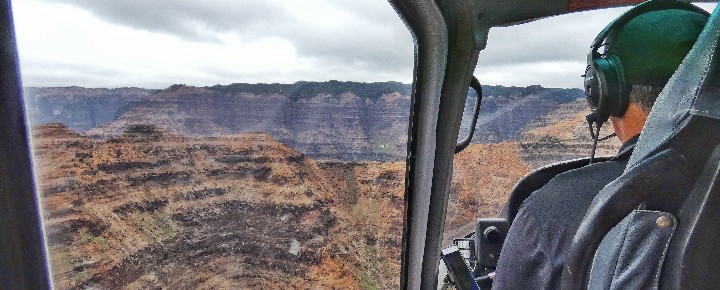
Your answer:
626,4 -> 720,170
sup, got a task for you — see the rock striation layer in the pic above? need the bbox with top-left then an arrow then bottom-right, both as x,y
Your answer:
26,83 -> 584,161
33,123 -> 407,289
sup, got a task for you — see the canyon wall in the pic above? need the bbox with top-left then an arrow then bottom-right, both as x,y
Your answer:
25,82 -> 584,161
24,87 -> 155,132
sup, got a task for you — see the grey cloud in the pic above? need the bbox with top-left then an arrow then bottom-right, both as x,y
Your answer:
470,8 -> 629,88
289,25 -> 412,75
477,62 -> 588,88
278,1 -> 414,76
25,0 -> 677,89
324,0 -> 404,27
43,0 -> 292,41
44,0 -> 414,77
20,60 -> 131,87
479,8 -> 626,67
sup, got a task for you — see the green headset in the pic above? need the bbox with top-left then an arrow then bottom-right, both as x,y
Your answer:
583,0 -> 710,124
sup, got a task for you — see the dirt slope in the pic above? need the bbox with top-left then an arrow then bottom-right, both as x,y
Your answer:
33,123 -> 405,289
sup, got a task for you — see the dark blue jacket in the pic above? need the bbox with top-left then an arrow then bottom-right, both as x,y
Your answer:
492,136 -> 638,290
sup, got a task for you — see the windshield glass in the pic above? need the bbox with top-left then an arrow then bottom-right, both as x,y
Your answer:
444,8 -> 628,244
445,1 -> 716,245
442,3 -> 716,287
15,1 -> 412,288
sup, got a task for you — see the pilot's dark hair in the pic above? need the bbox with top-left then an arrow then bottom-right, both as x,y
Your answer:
629,85 -> 663,113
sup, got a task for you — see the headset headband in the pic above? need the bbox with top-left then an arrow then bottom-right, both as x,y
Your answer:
588,0 -> 710,62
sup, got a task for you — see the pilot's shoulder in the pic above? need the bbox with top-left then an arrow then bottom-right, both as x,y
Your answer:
521,159 -> 628,214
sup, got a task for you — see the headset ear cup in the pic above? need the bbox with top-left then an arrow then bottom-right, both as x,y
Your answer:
585,0 -> 707,120
590,59 -> 612,121
592,56 -> 629,119
584,65 -> 602,111
605,55 -> 629,117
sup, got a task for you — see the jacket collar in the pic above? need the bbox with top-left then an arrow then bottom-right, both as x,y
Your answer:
614,134 -> 640,160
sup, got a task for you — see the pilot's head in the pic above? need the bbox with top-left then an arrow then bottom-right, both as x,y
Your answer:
583,0 -> 709,141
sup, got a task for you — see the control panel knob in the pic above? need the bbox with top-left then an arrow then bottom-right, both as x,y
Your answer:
483,226 -> 502,244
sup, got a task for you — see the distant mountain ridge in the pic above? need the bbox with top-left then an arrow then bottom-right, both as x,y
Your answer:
461,85 -> 583,143
24,81 -> 584,161
206,80 -> 411,101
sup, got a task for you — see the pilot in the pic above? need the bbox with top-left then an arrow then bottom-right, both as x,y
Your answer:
492,1 -> 709,289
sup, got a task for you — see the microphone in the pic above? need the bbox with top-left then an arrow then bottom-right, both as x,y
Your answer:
585,111 -> 616,164
585,111 -> 609,125
585,112 -> 599,124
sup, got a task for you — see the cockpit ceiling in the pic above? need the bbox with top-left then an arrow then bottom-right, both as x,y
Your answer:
482,0 -> 712,28
567,0 -> 645,11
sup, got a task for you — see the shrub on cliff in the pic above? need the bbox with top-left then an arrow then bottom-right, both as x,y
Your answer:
207,81 -> 411,101
124,124 -> 160,134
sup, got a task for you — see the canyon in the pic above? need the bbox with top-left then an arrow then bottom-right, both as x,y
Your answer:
27,82 -> 620,289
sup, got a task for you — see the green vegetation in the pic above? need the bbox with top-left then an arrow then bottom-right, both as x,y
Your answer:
357,270 -> 379,290
162,223 -> 177,239
207,80 -> 411,101
124,124 -> 161,134
72,271 -> 89,284
153,217 -> 177,243
359,244 -> 381,290
482,84 -> 581,102
345,170 -> 359,206
91,236 -> 108,246
49,252 -> 73,274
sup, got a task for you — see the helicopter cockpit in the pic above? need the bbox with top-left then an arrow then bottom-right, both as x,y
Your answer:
1,0 -> 719,289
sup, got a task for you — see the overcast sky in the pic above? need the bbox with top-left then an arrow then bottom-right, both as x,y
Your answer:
11,0 -> 717,89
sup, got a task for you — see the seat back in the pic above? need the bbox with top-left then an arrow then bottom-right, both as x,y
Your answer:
504,156 -> 612,223
562,3 -> 720,289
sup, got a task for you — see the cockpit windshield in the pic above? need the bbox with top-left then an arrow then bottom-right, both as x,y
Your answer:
14,1 -> 413,288
10,0 -> 717,289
